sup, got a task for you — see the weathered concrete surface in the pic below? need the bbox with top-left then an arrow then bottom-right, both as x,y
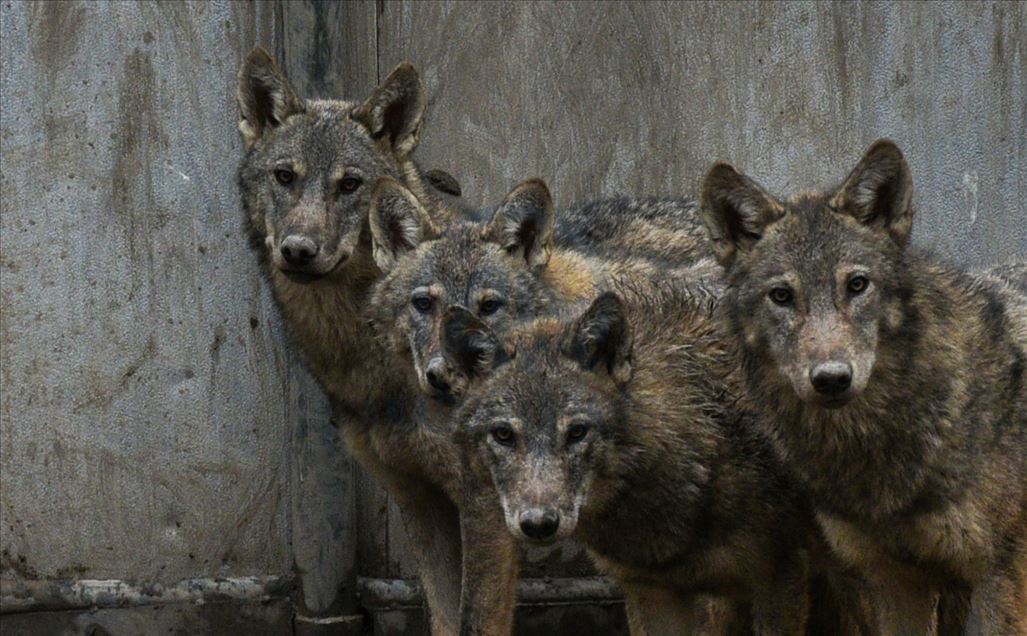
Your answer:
0,1 -> 302,585
382,1 -> 1025,269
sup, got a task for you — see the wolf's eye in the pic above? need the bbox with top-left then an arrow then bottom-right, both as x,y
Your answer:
769,287 -> 793,306
479,298 -> 503,316
491,425 -> 515,446
847,275 -> 869,295
339,176 -> 362,194
274,168 -> 295,186
566,424 -> 589,445
411,295 -> 433,313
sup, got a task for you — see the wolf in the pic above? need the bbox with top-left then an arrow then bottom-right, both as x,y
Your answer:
236,49 -> 470,633
367,176 -> 720,404
236,48 -> 466,411
441,290 -> 816,634
701,139 -> 1027,634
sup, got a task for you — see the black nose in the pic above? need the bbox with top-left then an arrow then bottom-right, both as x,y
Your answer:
425,359 -> 450,393
810,362 -> 853,396
280,235 -> 318,267
519,509 -> 560,540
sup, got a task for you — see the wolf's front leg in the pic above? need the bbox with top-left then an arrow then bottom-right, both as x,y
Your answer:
620,582 -> 706,636
458,490 -> 520,636
750,554 -> 809,636
862,570 -> 936,636
392,482 -> 463,636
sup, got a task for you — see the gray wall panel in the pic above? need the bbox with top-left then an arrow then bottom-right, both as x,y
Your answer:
382,1 -> 1025,267
0,0 -> 296,584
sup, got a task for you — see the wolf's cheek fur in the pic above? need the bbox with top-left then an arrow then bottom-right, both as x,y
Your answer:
742,296 -> 807,396
406,314 -> 437,386
845,295 -> 882,395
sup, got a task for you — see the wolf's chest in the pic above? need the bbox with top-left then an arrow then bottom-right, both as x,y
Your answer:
816,503 -> 987,585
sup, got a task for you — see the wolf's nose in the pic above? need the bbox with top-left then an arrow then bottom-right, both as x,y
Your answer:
519,509 -> 560,540
280,235 -> 318,267
810,362 -> 853,396
424,359 -> 450,393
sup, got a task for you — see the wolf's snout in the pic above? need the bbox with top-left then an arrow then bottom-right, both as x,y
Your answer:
280,235 -> 319,267
809,362 -> 853,396
518,508 -> 560,541
424,358 -> 451,394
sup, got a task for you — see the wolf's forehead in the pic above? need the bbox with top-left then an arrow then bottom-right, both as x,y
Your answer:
423,240 -> 509,291
763,207 -> 839,255
761,211 -> 883,280
279,108 -> 380,167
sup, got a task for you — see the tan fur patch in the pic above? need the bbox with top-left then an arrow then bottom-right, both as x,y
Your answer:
544,251 -> 598,302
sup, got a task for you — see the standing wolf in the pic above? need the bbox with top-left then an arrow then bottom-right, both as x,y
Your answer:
442,290 -> 815,634
701,139 -> 1027,634
235,49 -> 469,633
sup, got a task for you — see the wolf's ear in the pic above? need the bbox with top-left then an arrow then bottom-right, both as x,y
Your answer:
700,163 -> 785,266
564,293 -> 633,385
352,62 -> 425,159
830,139 -> 914,246
369,177 -> 430,272
486,178 -> 556,270
237,48 -> 305,149
442,307 -> 510,380
423,169 -> 462,197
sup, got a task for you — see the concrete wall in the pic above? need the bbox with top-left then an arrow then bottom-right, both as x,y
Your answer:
392,0 -> 1025,267
1,0 -> 1024,633
0,0 -> 293,584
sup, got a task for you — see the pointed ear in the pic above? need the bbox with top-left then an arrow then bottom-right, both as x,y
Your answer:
700,163 -> 785,266
829,139 -> 914,246
563,293 -> 633,385
237,48 -> 305,149
368,177 -> 430,271
486,178 -> 555,270
442,307 -> 509,380
352,62 -> 425,159
423,168 -> 462,197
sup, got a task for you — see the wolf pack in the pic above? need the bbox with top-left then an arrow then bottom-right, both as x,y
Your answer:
235,50 -> 1026,635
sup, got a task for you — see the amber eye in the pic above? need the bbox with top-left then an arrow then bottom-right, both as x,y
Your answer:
411,295 -> 433,313
339,176 -> 362,194
566,424 -> 589,445
769,287 -> 793,306
274,168 -> 295,186
847,275 -> 869,295
491,425 -> 515,446
479,298 -> 503,316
